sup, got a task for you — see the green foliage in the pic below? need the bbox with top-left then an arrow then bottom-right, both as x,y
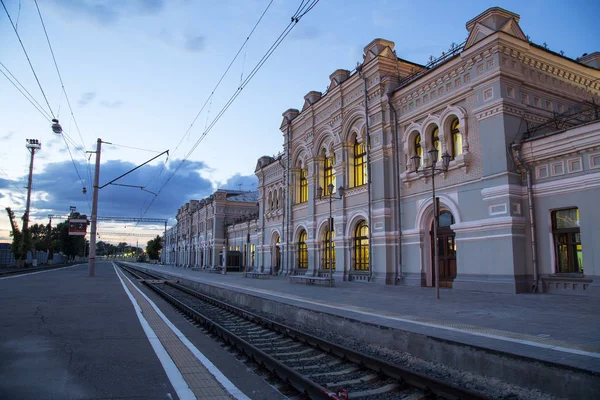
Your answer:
10,228 -> 24,260
146,235 -> 163,260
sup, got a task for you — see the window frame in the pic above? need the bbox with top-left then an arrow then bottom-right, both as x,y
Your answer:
322,225 -> 336,270
552,208 -> 583,274
450,118 -> 463,159
353,139 -> 367,187
324,154 -> 336,195
353,221 -> 369,271
298,230 -> 308,269
299,168 -> 308,203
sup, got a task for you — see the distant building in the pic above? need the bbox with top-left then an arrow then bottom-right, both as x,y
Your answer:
163,190 -> 258,269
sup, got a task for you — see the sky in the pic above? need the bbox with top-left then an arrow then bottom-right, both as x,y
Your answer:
1,0 -> 599,244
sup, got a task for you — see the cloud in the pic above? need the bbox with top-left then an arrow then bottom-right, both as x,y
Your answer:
1,131 -> 15,141
78,92 -> 97,107
100,100 -> 124,108
20,158 -> 214,221
185,35 -> 206,52
219,173 -> 258,192
48,0 -> 165,25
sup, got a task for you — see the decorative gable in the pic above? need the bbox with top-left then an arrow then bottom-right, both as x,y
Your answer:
329,69 -> 350,88
280,108 -> 299,130
363,38 -> 396,63
464,7 -> 526,50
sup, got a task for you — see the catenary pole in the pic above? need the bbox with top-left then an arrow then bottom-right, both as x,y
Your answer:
89,138 -> 102,277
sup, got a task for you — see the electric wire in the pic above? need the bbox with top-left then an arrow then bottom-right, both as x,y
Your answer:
144,0 -> 275,197
34,0 -> 87,154
140,0 -> 320,220
0,167 -> 27,195
105,142 -> 163,153
33,0 -> 95,207
1,0 -> 55,119
0,65 -> 52,122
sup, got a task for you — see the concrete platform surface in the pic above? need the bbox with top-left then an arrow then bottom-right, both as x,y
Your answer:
0,262 -> 284,400
134,263 -> 600,374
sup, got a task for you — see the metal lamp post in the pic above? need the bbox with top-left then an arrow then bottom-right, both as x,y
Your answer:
411,148 -> 451,299
317,183 -> 345,286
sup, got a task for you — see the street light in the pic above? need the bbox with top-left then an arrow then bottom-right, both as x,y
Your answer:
411,147 -> 451,299
317,183 -> 345,286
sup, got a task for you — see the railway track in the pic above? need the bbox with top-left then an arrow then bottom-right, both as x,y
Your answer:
118,263 -> 490,400
0,264 -> 72,277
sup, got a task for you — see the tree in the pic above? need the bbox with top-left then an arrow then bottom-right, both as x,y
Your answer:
146,235 -> 163,260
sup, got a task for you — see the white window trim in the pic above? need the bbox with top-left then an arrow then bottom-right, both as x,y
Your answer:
536,165 -> 549,179
550,161 -> 565,176
589,152 -> 600,170
567,157 -> 583,173
489,203 -> 507,216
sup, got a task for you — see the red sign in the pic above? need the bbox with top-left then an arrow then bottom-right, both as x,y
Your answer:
68,218 -> 88,236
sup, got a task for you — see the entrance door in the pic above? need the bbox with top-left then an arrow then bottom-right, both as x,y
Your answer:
431,211 -> 457,288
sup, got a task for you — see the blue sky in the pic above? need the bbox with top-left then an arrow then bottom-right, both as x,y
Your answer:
1,0 -> 599,243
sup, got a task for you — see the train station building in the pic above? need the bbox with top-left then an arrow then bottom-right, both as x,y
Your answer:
166,7 -> 600,295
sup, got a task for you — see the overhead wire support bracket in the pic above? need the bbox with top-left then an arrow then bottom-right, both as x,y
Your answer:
109,183 -> 157,196
99,150 -> 168,190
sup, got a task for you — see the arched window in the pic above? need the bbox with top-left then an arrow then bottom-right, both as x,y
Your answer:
353,138 -> 367,187
322,224 -> 335,270
269,191 -> 273,211
324,152 -> 336,194
298,230 -> 308,269
414,134 -> 423,167
353,221 -> 369,271
451,119 -> 463,159
438,211 -> 455,227
431,126 -> 441,155
299,168 -> 308,203
277,187 -> 282,209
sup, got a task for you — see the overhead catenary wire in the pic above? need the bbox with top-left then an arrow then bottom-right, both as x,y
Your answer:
33,0 -> 95,205
1,0 -> 55,119
140,0 -> 320,219
0,64 -> 52,121
144,0 -> 276,197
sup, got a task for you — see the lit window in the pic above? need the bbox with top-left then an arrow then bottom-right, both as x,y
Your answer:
353,221 -> 369,271
552,208 -> 583,273
431,126 -> 441,155
451,119 -> 463,159
324,154 -> 336,194
298,230 -> 308,269
353,139 -> 367,187
414,134 -> 423,167
299,168 -> 308,203
322,223 -> 335,270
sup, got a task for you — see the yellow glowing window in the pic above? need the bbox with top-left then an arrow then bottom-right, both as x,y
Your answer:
353,221 -> 369,271
415,134 -> 423,167
298,230 -> 308,269
322,227 -> 336,270
432,126 -> 441,155
299,168 -> 308,203
451,119 -> 463,159
324,155 -> 336,194
353,139 -> 366,187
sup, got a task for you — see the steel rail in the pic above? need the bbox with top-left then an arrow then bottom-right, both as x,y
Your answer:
120,264 -> 490,399
117,264 -> 337,399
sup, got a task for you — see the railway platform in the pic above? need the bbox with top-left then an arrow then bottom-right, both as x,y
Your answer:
130,263 -> 600,398
0,262 -> 284,400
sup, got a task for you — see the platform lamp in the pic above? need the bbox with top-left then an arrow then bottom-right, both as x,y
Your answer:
317,183 -> 345,286
411,147 -> 451,299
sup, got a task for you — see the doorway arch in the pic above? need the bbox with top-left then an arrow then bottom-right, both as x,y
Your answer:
271,233 -> 281,274
431,211 -> 457,288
